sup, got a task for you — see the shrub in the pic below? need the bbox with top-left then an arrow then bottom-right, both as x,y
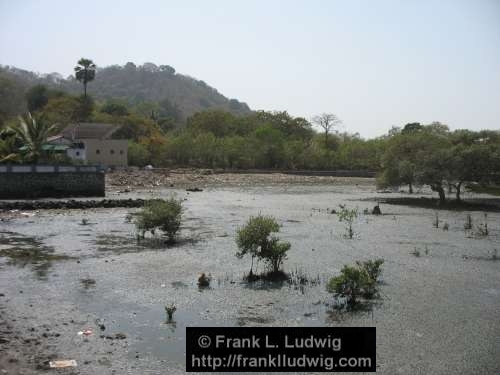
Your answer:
433,212 -> 439,228
464,214 -> 473,231
135,198 -> 182,243
327,259 -> 384,305
475,213 -> 488,237
165,304 -> 177,321
236,215 -> 291,275
260,237 -> 291,274
337,205 -> 358,239
356,259 -> 384,281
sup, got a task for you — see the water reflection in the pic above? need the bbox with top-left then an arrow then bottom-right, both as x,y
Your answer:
0,231 -> 72,279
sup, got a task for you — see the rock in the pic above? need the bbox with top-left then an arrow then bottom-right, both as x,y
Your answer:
197,273 -> 211,287
0,198 -> 147,211
114,332 -> 126,340
372,205 -> 382,215
186,187 -> 203,192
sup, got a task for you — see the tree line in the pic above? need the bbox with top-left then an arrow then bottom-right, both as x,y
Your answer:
0,59 -> 499,203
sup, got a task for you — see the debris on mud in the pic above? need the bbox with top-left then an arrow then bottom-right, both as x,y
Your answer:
49,359 -> 77,368
0,199 -> 147,211
186,187 -> 203,192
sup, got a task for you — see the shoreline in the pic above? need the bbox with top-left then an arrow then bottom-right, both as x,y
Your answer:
106,169 -> 376,189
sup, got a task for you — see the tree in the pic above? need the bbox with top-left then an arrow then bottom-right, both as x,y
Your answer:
401,122 -> 423,134
446,144 -> 499,202
378,133 -> 422,193
101,101 -> 129,116
9,113 -> 56,163
236,215 -> 291,276
379,123 -> 451,199
254,111 -> 313,140
0,75 -> 27,125
26,84 -> 49,112
327,259 -> 383,305
415,148 -> 450,203
135,198 -> 183,243
74,58 -> 96,97
186,109 -> 236,137
128,141 -> 151,166
41,95 -> 94,127
0,129 -> 20,163
312,113 -> 341,147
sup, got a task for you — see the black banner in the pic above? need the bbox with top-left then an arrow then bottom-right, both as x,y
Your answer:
186,327 -> 376,372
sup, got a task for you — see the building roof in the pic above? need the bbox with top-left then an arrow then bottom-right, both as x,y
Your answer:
61,123 -> 121,140
19,144 -> 69,151
47,135 -> 72,145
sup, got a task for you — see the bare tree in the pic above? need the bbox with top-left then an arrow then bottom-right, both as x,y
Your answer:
312,113 -> 341,146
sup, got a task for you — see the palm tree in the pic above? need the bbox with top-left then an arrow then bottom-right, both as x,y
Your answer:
0,134 -> 19,163
74,58 -> 96,97
9,113 -> 56,163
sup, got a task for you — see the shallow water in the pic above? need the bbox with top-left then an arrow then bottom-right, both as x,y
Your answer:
0,184 -> 499,374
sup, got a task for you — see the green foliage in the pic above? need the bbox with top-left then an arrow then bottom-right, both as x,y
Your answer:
356,259 -> 384,282
135,198 -> 183,243
26,84 -> 49,112
0,73 -> 28,124
327,258 -> 384,305
0,129 -> 20,163
40,94 -> 95,127
8,113 -> 56,163
128,141 -> 151,166
236,215 -> 291,274
337,205 -> 358,239
101,100 -> 129,116
379,123 -> 500,202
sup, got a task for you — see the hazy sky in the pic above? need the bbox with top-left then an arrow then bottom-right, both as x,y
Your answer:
1,0 -> 499,137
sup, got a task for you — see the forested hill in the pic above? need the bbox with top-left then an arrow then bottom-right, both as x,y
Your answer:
0,62 -> 251,120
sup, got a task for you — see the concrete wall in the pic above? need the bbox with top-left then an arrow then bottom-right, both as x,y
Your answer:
66,146 -> 86,162
82,139 -> 128,167
0,165 -> 105,199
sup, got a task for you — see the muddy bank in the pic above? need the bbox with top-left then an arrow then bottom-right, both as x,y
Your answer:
106,169 -> 375,189
0,198 -> 147,212
0,184 -> 499,374
0,301 -> 66,375
374,196 -> 500,212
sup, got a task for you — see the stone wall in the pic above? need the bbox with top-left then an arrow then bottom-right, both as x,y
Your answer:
0,165 -> 105,199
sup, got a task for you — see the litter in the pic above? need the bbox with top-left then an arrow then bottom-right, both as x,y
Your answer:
77,329 -> 93,336
49,360 -> 77,368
